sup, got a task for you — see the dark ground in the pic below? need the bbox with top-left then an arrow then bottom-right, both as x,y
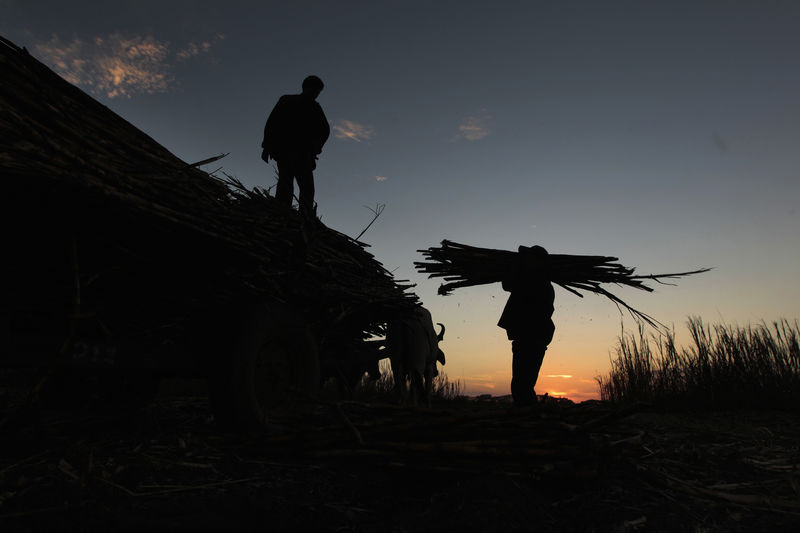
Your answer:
1,376 -> 799,532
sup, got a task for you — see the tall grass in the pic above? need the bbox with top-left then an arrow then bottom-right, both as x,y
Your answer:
351,360 -> 465,403
597,317 -> 800,410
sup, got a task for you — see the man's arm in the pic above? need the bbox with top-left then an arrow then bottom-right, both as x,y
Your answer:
261,96 -> 287,159
314,103 -> 330,154
260,104 -> 275,162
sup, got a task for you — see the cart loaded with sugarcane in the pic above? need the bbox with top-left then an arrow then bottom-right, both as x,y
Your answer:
0,35 -> 417,428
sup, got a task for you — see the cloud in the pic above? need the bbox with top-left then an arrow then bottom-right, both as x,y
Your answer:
545,374 -> 573,379
544,388 -> 599,402
375,176 -> 388,182
462,372 -> 508,390
176,33 -> 225,61
455,111 -> 492,141
34,32 -> 223,98
333,120 -> 374,142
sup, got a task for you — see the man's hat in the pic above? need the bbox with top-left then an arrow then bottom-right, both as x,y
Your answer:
519,245 -> 549,274
519,245 -> 548,257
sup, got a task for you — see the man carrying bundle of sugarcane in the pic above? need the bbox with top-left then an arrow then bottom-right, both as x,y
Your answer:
415,240 -> 710,406
497,245 -> 555,408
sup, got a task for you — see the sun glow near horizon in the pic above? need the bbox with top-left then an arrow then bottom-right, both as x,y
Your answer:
452,344 -> 604,403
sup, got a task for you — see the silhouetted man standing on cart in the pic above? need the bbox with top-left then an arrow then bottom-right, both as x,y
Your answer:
498,245 -> 556,407
261,75 -> 330,217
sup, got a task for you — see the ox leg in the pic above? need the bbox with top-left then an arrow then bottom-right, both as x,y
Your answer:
409,370 -> 424,407
390,357 -> 407,404
423,364 -> 435,408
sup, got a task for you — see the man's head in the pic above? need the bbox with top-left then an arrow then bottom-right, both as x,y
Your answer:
302,75 -> 324,99
519,245 -> 549,276
519,244 -> 548,258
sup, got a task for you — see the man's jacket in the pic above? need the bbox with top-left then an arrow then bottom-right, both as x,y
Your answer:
498,269 -> 555,343
262,94 -> 330,161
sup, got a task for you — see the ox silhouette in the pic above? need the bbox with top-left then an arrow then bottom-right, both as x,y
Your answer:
386,306 -> 445,407
320,337 -> 384,399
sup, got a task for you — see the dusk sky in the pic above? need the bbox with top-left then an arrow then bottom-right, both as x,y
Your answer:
3,1 -> 799,400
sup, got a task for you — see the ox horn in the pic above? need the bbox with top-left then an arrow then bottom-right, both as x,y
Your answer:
436,322 -> 445,341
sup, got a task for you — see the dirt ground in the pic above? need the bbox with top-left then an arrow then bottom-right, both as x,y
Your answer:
1,378 -> 799,532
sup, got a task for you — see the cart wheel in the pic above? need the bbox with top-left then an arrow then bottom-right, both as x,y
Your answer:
210,302 -> 319,429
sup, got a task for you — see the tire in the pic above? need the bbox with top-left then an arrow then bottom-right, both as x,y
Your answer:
209,302 -> 319,429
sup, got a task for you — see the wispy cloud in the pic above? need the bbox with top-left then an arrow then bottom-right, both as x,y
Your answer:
333,120 -> 374,142
34,32 -> 224,99
545,374 -> 573,379
462,372 -> 508,392
375,176 -> 388,182
176,34 -> 225,61
455,110 -> 492,141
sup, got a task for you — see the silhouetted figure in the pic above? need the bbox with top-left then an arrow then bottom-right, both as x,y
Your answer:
261,75 -> 330,216
498,245 -> 555,407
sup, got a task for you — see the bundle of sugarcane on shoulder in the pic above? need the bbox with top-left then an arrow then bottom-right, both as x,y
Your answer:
415,240 -> 711,329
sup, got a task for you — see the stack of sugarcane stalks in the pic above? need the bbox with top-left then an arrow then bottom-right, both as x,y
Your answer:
0,34 -> 416,351
416,240 -> 710,327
